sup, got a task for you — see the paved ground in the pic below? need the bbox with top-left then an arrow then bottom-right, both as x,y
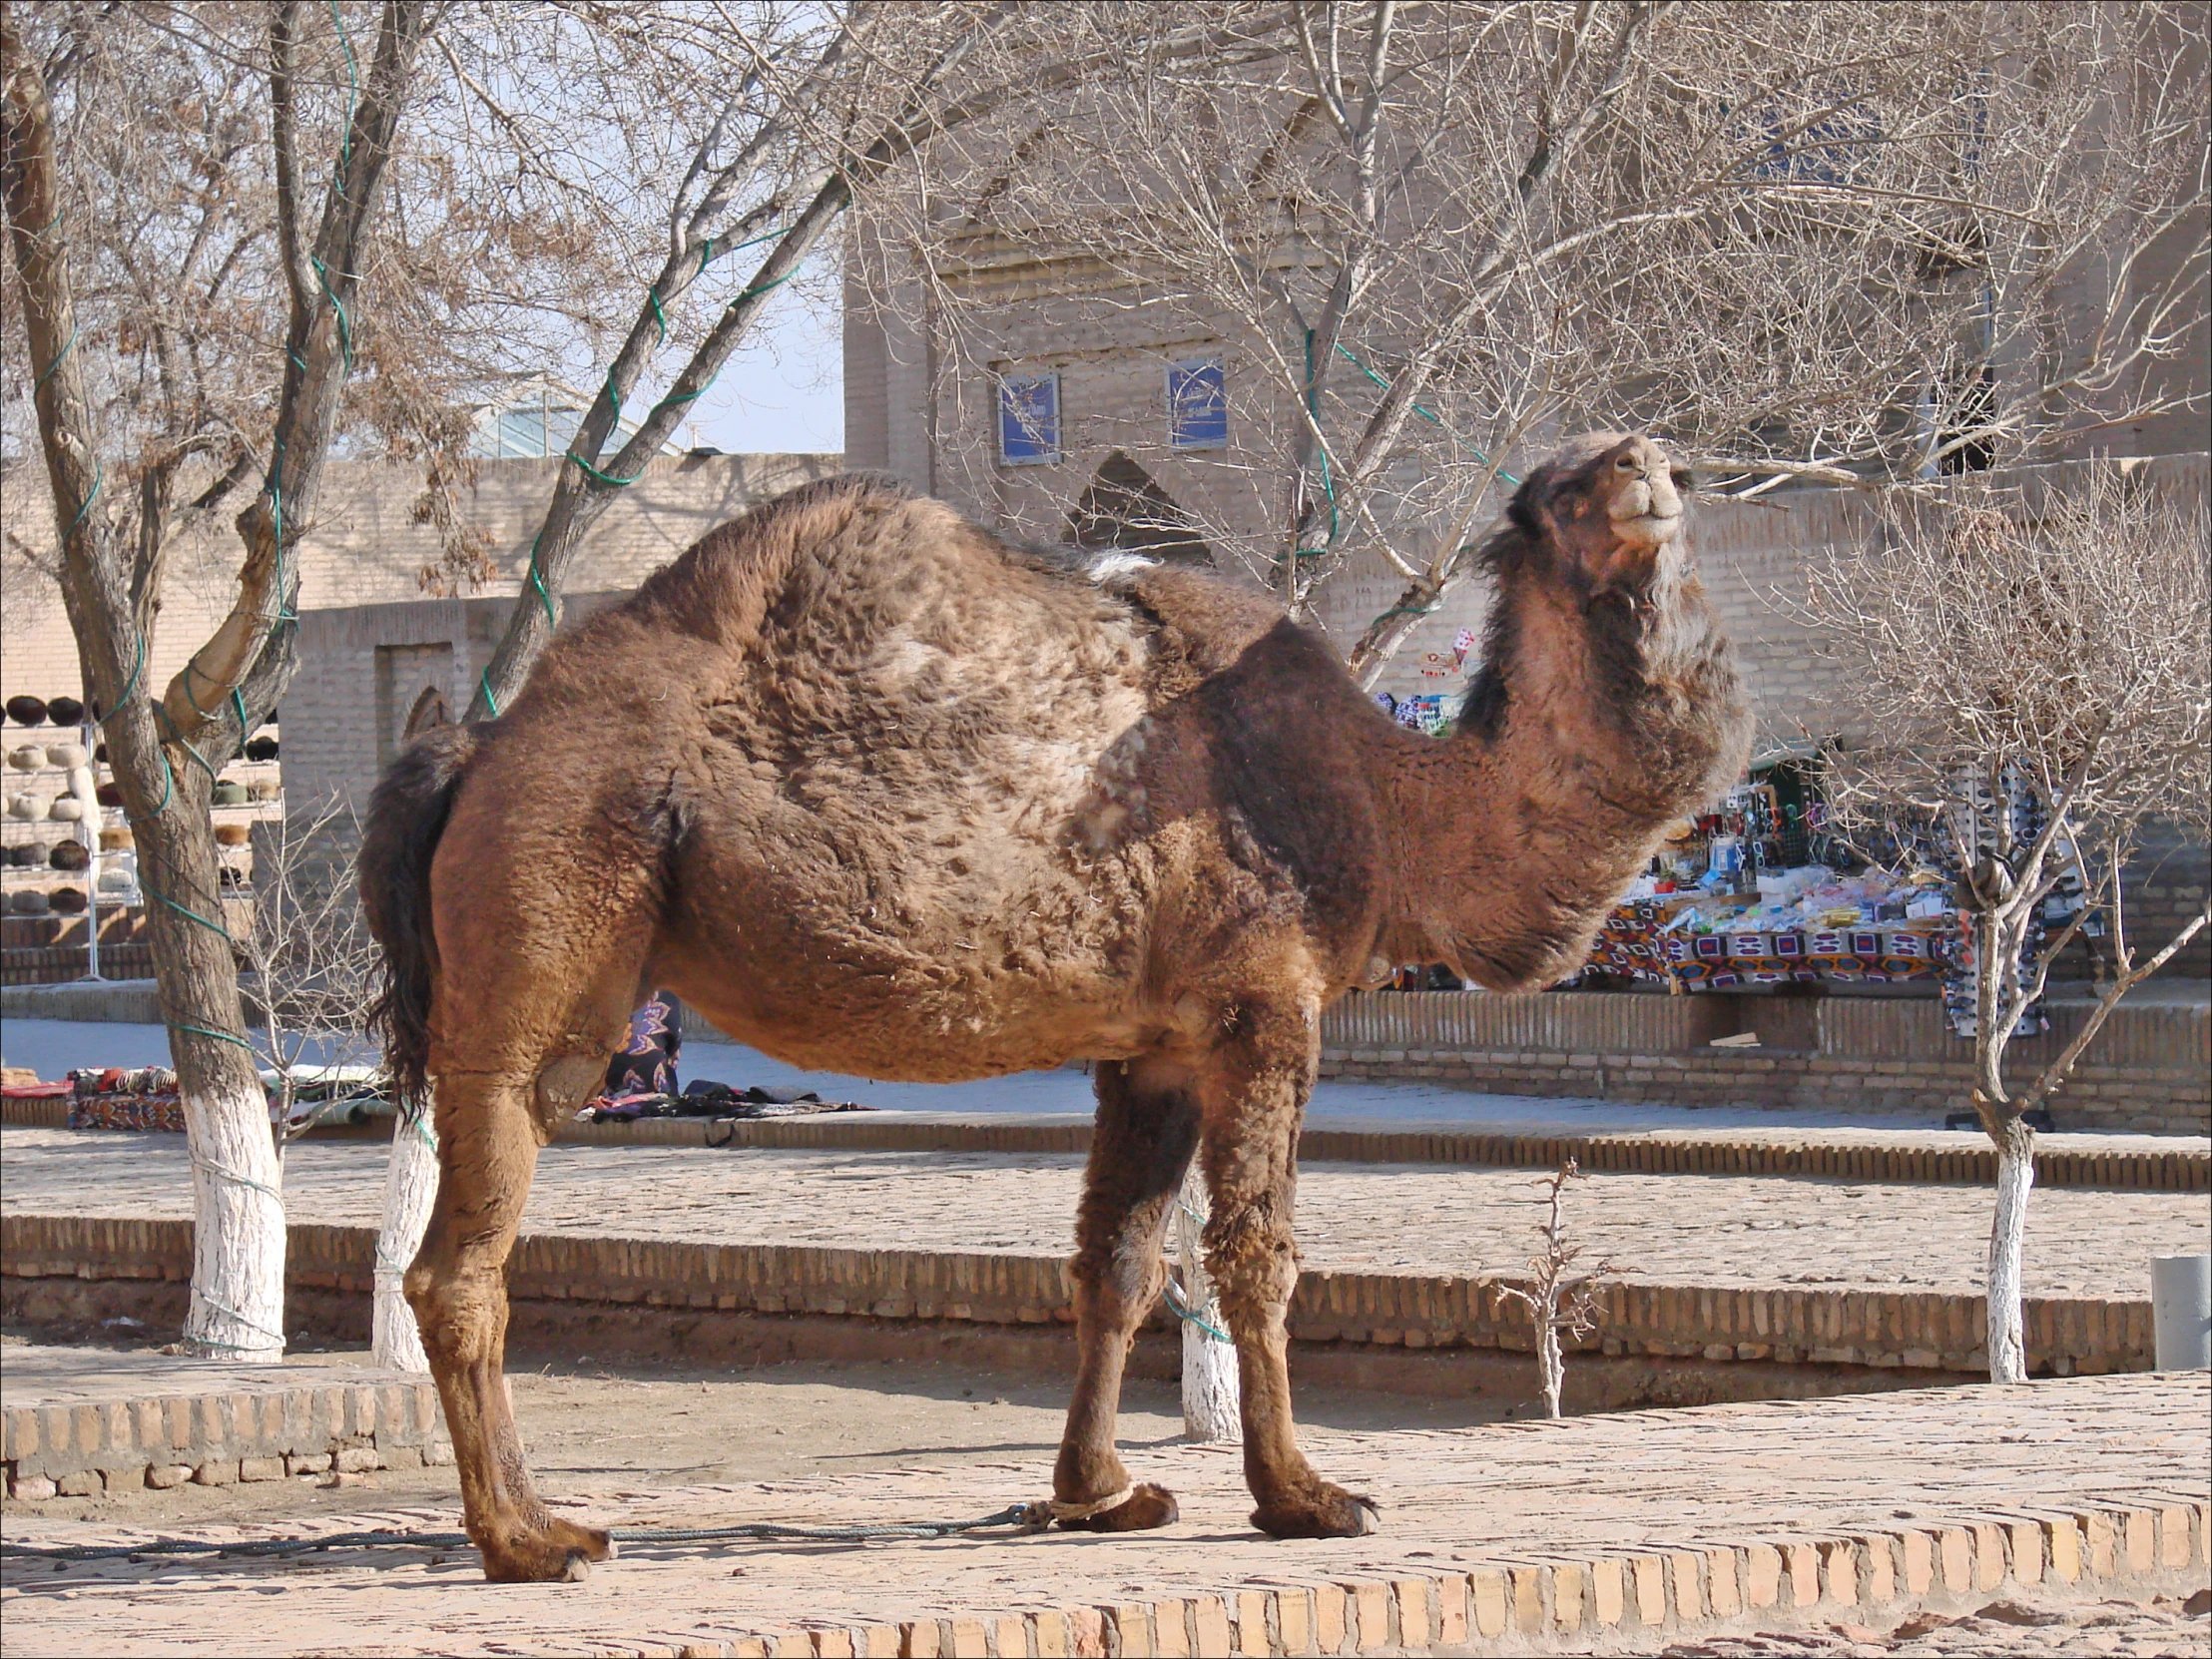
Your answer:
2,1373 -> 2203,1656
1664,1588 -> 2211,1657
0,1339 -> 1503,1526
3,1126 -> 2205,1297
11,1016 -> 2208,1140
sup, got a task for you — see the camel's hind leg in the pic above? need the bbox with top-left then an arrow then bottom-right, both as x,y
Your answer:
404,826 -> 656,1581
1051,1056 -> 1198,1532
404,1063 -> 613,1581
1196,1001 -> 1378,1539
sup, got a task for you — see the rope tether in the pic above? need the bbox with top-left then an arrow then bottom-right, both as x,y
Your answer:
0,1503 -> 1037,1566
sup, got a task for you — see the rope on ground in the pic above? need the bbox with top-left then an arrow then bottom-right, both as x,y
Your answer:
0,1503 -> 1038,1566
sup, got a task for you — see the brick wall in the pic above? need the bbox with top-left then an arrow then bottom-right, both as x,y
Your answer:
0,1210 -> 2161,1383
1319,991 -> 2212,1135
0,449 -> 838,720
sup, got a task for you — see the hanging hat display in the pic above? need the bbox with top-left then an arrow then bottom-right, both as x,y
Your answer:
4,696 -> 48,727
250,779 -> 281,802
9,889 -> 51,914
46,797 -> 83,823
44,743 -> 88,770
47,840 -> 90,871
7,843 -> 43,866
99,826 -> 133,850
8,795 -> 49,821
45,697 -> 84,727
245,736 -> 279,762
212,781 -> 250,807
49,887 -> 87,914
6,746 -> 42,771
215,822 -> 252,846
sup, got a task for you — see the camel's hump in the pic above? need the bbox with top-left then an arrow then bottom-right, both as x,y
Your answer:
628,473 -> 1289,682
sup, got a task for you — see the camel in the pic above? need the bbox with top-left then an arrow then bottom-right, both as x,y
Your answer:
359,431 -> 1748,1583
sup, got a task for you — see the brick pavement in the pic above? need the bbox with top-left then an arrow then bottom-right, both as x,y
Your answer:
2,1374 -> 2204,1656
3,1128 -> 2204,1298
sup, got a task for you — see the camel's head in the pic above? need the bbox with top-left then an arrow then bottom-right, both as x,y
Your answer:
1504,432 -> 1690,600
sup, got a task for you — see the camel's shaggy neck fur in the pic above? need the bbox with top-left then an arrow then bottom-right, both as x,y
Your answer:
1373,433 -> 1748,989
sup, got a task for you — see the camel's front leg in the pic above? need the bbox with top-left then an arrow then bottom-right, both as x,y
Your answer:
1051,1056 -> 1198,1532
1198,1003 -> 1379,1538
405,1059 -> 616,1581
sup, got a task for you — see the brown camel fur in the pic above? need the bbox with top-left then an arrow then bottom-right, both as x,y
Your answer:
359,431 -> 1748,1582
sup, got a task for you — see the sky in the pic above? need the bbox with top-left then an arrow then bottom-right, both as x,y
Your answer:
674,288 -> 843,457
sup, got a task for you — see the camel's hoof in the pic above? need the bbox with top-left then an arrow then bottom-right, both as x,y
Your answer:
1056,1482 -> 1179,1533
1252,1482 -> 1380,1539
477,1519 -> 616,1583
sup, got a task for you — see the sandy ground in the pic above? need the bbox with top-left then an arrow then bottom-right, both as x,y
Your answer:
0,1335 -> 1505,1533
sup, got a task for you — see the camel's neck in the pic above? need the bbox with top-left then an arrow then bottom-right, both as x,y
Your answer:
1373,547 -> 1748,991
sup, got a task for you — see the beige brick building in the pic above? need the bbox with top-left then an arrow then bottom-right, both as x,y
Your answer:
1,452 -> 839,813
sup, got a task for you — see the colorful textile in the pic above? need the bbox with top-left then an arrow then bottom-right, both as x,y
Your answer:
601,993 -> 681,1100
67,1066 -> 185,1133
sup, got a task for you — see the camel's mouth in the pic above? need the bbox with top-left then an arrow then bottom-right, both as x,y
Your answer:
1610,509 -> 1682,545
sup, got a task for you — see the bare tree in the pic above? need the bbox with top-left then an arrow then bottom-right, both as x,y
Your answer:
462,4 -> 1269,715
1497,1160 -> 1617,1419
5,1 -> 433,1361
1798,463 -> 2210,1383
232,796 -> 432,1371
3,1 -> 843,1361
235,799 -> 379,1135
873,2 -> 2205,683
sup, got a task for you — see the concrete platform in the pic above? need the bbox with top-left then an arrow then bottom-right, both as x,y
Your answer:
1,1374 -> 2204,1656
0,1346 -> 447,1500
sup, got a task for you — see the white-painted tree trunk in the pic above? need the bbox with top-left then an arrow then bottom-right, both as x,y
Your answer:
373,1109 -> 440,1372
1985,1116 -> 2035,1384
182,1079 -> 287,1363
1175,1165 -> 1241,1442
1535,1304 -> 1567,1417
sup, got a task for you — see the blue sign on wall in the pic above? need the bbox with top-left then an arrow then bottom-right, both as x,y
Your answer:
1167,357 -> 1228,449
998,371 -> 1061,465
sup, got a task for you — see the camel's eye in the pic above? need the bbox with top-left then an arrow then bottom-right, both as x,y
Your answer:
1615,455 -> 1637,472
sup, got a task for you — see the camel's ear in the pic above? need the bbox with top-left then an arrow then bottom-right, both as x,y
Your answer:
403,685 -> 452,742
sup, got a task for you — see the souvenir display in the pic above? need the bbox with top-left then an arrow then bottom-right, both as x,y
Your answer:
1583,863 -> 1954,990
67,1066 -> 186,1134
2,718 -> 281,983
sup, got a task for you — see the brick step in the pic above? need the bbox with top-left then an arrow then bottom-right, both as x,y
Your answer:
2,1212 -> 2157,1382
0,1348 -> 447,1500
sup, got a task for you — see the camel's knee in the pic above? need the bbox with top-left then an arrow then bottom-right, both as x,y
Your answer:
1206,1205 -> 1298,1322
404,1265 -> 509,1366
1071,1239 -> 1166,1318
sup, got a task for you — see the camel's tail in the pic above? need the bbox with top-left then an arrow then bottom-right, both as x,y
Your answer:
359,724 -> 480,1107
